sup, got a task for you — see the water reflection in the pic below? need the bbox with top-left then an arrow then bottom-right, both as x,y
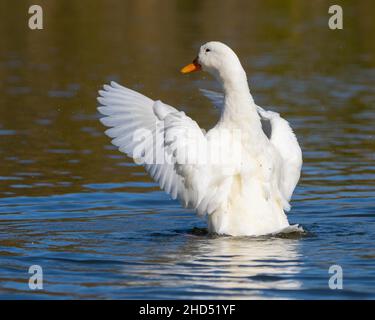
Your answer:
122,234 -> 303,299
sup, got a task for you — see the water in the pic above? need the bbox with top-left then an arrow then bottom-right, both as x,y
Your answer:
0,0 -> 374,299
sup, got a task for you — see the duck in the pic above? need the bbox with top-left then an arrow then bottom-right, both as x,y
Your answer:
97,41 -> 302,236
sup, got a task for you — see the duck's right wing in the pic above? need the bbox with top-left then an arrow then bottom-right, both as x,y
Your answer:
256,107 -> 302,205
97,82 -> 229,216
199,88 -> 302,207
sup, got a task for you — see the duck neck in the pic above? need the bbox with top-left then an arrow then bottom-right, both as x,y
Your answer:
218,68 -> 262,133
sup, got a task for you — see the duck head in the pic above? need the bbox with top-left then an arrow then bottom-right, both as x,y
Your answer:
182,41 -> 246,81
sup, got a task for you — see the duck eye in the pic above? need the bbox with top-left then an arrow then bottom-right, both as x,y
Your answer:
205,48 -> 211,53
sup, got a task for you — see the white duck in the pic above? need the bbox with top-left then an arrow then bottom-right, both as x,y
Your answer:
97,41 -> 302,236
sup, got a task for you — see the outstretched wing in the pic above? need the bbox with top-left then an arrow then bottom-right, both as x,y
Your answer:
97,81 -> 227,216
257,108 -> 302,203
199,88 -> 302,207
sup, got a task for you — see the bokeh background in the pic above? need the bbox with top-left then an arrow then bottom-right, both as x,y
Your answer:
0,0 -> 374,299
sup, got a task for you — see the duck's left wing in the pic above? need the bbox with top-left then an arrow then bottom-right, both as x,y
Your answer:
98,81 -> 227,216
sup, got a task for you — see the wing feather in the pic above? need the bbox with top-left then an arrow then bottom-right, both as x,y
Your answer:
199,88 -> 302,210
259,110 -> 302,204
98,81 -> 225,214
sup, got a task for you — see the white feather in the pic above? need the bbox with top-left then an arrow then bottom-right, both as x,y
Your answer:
98,42 -> 302,236
98,81 -> 220,213
199,88 -> 302,210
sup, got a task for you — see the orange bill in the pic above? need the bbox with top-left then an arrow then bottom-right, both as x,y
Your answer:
180,58 -> 201,74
